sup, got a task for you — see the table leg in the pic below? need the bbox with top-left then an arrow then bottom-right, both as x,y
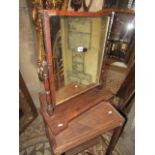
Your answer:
42,118 -> 48,138
105,124 -> 124,155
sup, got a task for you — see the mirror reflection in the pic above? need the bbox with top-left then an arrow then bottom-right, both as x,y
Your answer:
106,13 -> 135,63
50,16 -> 110,105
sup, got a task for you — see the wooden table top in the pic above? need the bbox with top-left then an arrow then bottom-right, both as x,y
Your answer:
40,88 -> 113,135
39,93 -> 124,154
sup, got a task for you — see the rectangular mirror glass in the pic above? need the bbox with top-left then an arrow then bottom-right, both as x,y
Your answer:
49,15 -> 110,105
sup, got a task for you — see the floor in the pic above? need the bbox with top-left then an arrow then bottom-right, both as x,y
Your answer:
19,0 -> 134,154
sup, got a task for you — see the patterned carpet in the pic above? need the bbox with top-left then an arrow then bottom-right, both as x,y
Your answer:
19,114 -> 121,155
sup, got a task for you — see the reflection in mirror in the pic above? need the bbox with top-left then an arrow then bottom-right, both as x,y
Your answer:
50,16 -> 110,105
107,13 -> 135,63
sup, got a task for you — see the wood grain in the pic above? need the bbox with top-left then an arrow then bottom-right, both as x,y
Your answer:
40,98 -> 124,154
40,87 -> 113,135
117,63 -> 135,111
43,8 -> 134,17
55,83 -> 96,105
43,11 -> 56,109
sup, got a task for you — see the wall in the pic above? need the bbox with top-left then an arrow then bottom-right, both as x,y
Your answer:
19,0 -> 44,108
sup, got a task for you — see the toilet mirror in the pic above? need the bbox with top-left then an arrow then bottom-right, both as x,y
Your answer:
43,10 -> 111,105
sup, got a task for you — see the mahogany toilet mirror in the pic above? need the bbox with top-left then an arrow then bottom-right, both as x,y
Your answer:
40,9 -> 134,135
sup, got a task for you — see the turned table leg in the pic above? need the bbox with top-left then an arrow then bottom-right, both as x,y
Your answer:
105,124 -> 124,155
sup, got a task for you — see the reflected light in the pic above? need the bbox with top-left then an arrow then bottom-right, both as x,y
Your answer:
127,23 -> 134,30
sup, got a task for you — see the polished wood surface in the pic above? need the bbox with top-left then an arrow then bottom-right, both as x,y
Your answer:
43,11 -> 56,110
40,87 -> 113,135
117,63 -> 135,111
55,83 -> 96,105
43,8 -> 134,17
40,97 -> 124,154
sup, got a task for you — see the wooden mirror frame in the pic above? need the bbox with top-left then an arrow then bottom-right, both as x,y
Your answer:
42,10 -> 112,113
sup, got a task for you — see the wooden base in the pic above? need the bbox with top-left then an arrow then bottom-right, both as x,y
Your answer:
40,92 -> 124,155
55,83 -> 96,105
39,88 -> 113,135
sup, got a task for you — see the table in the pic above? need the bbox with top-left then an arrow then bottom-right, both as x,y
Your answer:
39,93 -> 125,155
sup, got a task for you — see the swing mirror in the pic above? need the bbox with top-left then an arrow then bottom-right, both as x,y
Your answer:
43,11 -> 110,105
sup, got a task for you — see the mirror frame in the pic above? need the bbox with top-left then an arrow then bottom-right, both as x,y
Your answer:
41,9 -> 134,115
